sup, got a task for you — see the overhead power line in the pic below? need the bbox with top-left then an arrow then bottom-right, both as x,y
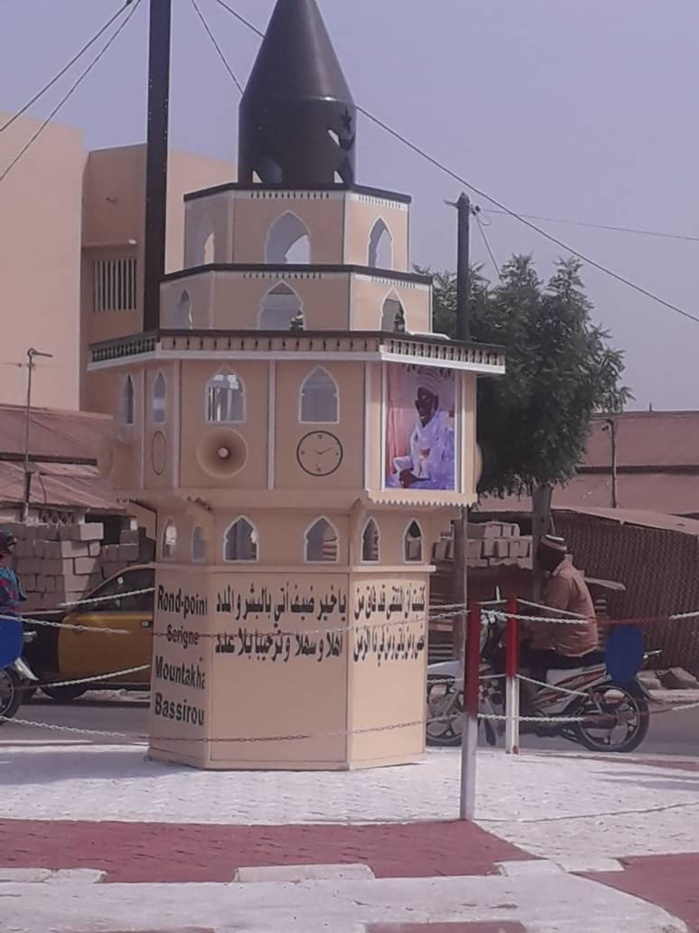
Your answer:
483,209 -> 699,245
200,1 -> 699,327
0,0 -> 136,135
0,0 -> 142,186
190,0 -> 244,94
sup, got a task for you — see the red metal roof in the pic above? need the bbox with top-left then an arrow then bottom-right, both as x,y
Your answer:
0,404 -> 111,461
0,461 -> 119,512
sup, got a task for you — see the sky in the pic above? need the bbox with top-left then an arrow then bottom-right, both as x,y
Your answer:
1,0 -> 698,410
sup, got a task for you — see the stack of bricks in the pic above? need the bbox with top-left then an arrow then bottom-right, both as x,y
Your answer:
432,521 -> 532,568
9,523 -> 141,612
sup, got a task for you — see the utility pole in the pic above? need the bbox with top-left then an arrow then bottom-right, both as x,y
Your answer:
447,193 -> 477,819
142,0 -> 172,332
22,348 -> 53,523
606,417 -> 618,508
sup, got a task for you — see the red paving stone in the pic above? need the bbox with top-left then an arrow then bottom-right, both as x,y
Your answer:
0,819 -> 533,884
370,925 -> 526,932
585,853 -> 699,933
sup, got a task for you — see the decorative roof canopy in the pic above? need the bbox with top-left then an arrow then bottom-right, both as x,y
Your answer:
238,0 -> 357,188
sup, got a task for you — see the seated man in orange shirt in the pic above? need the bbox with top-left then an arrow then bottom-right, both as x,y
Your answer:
520,535 -> 599,680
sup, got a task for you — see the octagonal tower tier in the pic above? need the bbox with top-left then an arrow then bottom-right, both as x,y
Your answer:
89,0 -> 504,771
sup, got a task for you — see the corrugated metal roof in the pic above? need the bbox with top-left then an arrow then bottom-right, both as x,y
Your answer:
556,506 -> 699,536
0,404 -> 111,461
0,461 -> 119,511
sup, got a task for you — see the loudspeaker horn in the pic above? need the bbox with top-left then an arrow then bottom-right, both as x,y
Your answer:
197,428 -> 248,479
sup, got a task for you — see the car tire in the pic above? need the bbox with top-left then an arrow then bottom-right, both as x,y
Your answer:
0,668 -> 23,723
41,684 -> 89,703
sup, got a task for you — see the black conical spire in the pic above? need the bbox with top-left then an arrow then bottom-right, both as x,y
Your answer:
238,0 -> 357,187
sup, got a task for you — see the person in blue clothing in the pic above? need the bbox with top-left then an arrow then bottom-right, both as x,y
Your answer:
0,529 -> 26,668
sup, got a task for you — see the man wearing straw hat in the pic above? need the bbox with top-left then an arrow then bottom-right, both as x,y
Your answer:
520,534 -> 599,676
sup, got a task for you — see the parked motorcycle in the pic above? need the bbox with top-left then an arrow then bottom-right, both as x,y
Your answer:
426,609 -> 652,753
0,633 -> 39,725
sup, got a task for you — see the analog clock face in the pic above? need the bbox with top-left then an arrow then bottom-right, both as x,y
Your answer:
296,431 -> 343,477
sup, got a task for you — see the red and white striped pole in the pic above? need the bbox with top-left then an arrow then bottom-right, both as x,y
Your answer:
460,603 -> 481,820
505,595 -> 520,755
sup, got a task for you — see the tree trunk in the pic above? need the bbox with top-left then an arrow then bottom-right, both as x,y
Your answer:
531,483 -> 553,603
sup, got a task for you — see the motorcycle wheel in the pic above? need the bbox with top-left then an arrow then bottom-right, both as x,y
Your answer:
426,679 -> 464,747
41,684 -> 88,703
0,668 -> 22,724
573,681 -> 650,753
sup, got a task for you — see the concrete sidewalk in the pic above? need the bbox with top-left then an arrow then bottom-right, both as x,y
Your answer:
1,744 -> 698,931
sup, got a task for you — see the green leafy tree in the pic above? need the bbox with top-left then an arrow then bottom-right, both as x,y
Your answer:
422,256 -> 631,497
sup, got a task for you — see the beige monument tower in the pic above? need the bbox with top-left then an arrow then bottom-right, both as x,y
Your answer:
91,0 -> 505,770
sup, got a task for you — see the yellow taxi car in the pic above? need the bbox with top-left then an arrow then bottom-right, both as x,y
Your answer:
23,565 -> 155,702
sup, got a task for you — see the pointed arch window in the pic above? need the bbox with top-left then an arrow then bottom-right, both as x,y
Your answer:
162,520 -> 177,561
381,294 -> 406,333
266,212 -> 311,264
224,518 -> 259,562
206,372 -> 245,424
305,518 -> 339,563
300,367 -> 339,423
152,371 -> 166,424
404,520 -> 423,563
368,219 -> 394,269
191,526 -> 207,563
259,283 -> 304,331
176,289 -> 193,329
361,519 -> 380,563
122,375 -> 135,425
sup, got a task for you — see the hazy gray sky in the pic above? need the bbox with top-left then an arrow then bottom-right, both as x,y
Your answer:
2,0 -> 697,409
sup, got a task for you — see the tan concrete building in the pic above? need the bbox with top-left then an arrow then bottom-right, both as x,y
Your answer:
90,0 -> 505,771
0,110 -> 234,412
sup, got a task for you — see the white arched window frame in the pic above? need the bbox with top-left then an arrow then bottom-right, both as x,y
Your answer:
161,519 -> 177,561
223,517 -> 259,563
121,374 -> 135,425
259,283 -> 304,331
299,367 -> 339,424
305,517 -> 339,564
361,518 -> 380,563
191,526 -> 207,563
404,520 -> 423,563
206,371 -> 246,424
265,212 -> 311,264
368,218 -> 394,269
381,291 -> 406,333
152,371 -> 166,424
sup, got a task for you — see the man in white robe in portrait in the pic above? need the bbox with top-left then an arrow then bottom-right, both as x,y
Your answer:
388,371 -> 455,490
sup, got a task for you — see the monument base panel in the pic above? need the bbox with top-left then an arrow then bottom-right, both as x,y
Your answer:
147,744 -> 426,772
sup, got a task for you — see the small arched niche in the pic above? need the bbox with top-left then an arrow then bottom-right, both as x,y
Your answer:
381,293 -> 406,333
259,283 -> 304,330
206,371 -> 246,424
300,367 -> 339,423
191,526 -> 207,563
224,517 -> 259,562
152,371 -> 166,424
361,519 -> 380,563
266,212 -> 311,264
305,518 -> 339,563
161,519 -> 177,561
121,374 -> 135,425
404,520 -> 423,563
368,219 -> 394,269
175,290 -> 193,329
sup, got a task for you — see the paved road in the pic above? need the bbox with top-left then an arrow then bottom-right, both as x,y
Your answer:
1,693 -> 698,757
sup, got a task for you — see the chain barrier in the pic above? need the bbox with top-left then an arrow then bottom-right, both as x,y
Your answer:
9,664 -> 151,696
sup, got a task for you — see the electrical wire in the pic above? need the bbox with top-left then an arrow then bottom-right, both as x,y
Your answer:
475,212 -> 502,281
0,0 -> 135,135
483,209 -> 699,244
190,0 -> 244,94
0,0 -> 142,186
197,1 -> 699,327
